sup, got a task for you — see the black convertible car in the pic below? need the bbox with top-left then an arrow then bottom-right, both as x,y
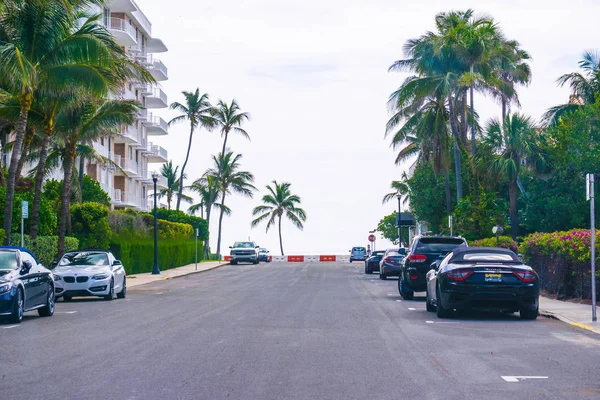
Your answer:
364,250 -> 385,274
425,247 -> 539,320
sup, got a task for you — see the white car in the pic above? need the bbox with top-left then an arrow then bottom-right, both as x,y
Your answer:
53,250 -> 126,301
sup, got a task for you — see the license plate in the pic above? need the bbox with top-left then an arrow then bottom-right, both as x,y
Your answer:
485,273 -> 502,283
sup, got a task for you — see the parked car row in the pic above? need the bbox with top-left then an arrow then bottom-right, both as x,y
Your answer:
229,241 -> 271,265
0,247 -> 127,324
364,235 -> 540,320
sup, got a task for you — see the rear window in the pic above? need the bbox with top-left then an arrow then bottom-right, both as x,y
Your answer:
416,238 -> 466,253
373,251 -> 385,256
353,247 -> 365,252
450,250 -> 520,263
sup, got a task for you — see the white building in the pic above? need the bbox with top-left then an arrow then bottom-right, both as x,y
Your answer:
85,0 -> 169,211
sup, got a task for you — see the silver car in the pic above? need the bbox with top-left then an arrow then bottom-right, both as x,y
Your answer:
53,251 -> 126,301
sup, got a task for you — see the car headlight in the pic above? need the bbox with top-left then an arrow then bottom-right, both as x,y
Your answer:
53,275 -> 62,281
92,273 -> 110,280
0,282 -> 13,294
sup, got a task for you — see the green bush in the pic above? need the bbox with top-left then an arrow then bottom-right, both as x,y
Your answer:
519,230 -> 600,300
0,186 -> 58,236
110,238 -> 203,274
109,209 -> 149,238
471,236 -> 518,253
141,214 -> 193,240
9,234 -> 79,266
143,209 -> 208,240
43,176 -> 110,207
71,202 -> 111,249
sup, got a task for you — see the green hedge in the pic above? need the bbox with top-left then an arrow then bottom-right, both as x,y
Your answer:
142,209 -> 208,240
519,230 -> 600,300
110,238 -> 203,274
471,236 -> 518,253
71,202 -> 111,249
10,234 -> 79,266
141,215 -> 194,240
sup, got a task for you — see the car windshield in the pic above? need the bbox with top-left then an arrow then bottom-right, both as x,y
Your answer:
259,249 -> 268,253
372,251 -> 385,256
59,252 -> 109,267
0,251 -> 17,271
353,247 -> 365,252
416,238 -> 466,253
233,242 -> 255,248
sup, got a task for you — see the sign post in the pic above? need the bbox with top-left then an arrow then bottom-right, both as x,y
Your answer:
586,174 -> 597,322
21,201 -> 28,247
449,215 -> 453,236
195,228 -> 199,271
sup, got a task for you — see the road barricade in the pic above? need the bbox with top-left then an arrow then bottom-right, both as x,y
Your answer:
319,255 -> 337,262
287,255 -> 305,262
336,255 -> 350,263
272,255 -> 287,262
305,255 -> 319,262
224,256 -> 231,262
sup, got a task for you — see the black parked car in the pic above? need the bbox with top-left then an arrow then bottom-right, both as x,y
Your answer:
364,250 -> 385,274
379,248 -> 407,280
0,247 -> 55,323
398,236 -> 467,299
425,247 -> 539,319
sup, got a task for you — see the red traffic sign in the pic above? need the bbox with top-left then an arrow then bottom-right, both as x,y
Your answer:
368,234 -> 376,242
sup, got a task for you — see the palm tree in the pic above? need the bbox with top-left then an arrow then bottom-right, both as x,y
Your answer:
157,161 -> 191,210
251,181 -> 306,256
476,113 -> 546,239
382,180 -> 409,205
55,98 -> 139,256
492,40 -> 532,121
204,99 -> 250,258
204,152 -> 256,259
168,89 -> 214,211
543,51 -> 600,125
0,1 -> 151,244
188,176 -> 216,219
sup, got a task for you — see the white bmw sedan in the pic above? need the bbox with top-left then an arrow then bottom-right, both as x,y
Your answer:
53,251 -> 126,301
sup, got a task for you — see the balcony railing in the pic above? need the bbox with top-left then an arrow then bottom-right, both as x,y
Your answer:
145,113 -> 168,135
107,17 -> 137,44
92,141 -> 109,159
145,85 -> 168,108
149,143 -> 168,160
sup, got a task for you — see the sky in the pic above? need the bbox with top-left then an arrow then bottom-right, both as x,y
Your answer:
136,0 -> 600,254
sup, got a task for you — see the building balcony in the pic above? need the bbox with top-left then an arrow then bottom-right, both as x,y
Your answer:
142,55 -> 168,81
114,154 -> 141,177
107,17 -> 137,46
146,37 -> 168,53
142,170 -> 168,189
114,125 -> 140,145
112,189 -> 143,209
145,85 -> 168,109
107,0 -> 137,13
137,108 -> 148,123
92,141 -> 109,159
147,143 -> 168,163
145,113 -> 168,136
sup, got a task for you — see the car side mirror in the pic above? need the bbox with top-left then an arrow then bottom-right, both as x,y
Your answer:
113,260 -> 122,266
229,246 -> 233,249
21,260 -> 33,275
50,260 -> 58,269
430,261 -> 440,271
255,246 -> 260,249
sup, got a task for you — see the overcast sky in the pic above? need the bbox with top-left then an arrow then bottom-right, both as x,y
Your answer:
139,0 -> 599,254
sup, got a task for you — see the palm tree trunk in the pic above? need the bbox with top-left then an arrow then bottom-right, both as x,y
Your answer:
444,168 -> 452,214
3,105 -> 30,245
501,97 -> 507,123
509,177 -> 519,240
30,134 -> 51,242
176,125 -> 194,211
167,191 -> 171,210
215,191 -> 226,260
77,156 -> 85,203
278,215 -> 284,256
220,130 -> 229,161
58,145 -> 76,257
15,127 -> 35,180
460,90 -> 469,148
448,96 -> 463,201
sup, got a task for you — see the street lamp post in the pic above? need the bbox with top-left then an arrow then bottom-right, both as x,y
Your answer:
151,172 -> 160,275
397,194 -> 402,247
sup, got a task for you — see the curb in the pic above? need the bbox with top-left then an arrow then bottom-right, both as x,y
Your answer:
129,263 -> 229,288
539,309 -> 600,335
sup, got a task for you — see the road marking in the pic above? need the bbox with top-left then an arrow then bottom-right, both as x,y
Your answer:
2,325 -> 20,329
156,292 -> 164,295
56,311 -> 78,314
396,300 -> 402,302
501,376 -> 548,383
426,320 -> 459,324
408,308 -> 416,311
387,294 -> 395,296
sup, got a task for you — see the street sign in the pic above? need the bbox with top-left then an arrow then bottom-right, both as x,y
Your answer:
21,201 -> 28,219
368,234 -> 376,242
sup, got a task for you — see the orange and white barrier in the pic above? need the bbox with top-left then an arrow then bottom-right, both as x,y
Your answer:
223,255 -> 353,263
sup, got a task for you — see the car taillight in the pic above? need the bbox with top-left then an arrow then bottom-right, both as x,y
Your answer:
513,270 -> 537,283
383,257 -> 392,263
408,254 -> 427,263
446,269 -> 474,282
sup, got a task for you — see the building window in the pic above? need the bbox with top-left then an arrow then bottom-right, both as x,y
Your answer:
128,146 -> 133,159
100,137 -> 104,146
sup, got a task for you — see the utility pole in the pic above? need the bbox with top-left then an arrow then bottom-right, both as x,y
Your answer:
397,194 -> 402,247
586,174 -> 597,322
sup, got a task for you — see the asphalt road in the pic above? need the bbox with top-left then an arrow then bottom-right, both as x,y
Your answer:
1,262 -> 600,400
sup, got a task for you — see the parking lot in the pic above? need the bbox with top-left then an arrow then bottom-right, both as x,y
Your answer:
1,262 -> 599,400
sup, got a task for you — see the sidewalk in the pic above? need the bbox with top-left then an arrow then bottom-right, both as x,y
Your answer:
127,261 -> 228,288
539,296 -> 599,335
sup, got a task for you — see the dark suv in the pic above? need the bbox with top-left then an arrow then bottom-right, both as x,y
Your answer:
398,236 -> 467,300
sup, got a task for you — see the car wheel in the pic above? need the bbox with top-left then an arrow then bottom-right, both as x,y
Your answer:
104,279 -> 115,301
380,272 -> 387,280
9,288 -> 24,324
425,291 -> 435,312
230,261 -> 237,265
436,285 -> 451,318
399,276 -> 414,300
63,295 -> 72,302
350,259 -> 353,263
117,277 -> 127,299
38,284 -> 55,317
254,260 -> 259,265
520,307 -> 538,320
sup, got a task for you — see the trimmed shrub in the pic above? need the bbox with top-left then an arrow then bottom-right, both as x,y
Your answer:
141,214 -> 194,240
142,209 -> 208,240
110,238 -> 203,274
471,236 -> 518,253
0,186 -> 58,236
71,202 -> 111,249
109,209 -> 149,238
9,234 -> 79,266
519,230 -> 600,300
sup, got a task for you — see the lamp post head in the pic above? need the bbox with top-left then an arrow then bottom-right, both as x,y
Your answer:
151,171 -> 159,182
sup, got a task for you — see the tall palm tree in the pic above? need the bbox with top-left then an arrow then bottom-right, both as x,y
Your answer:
382,180 -> 409,205
0,1 -> 150,244
476,113 -> 546,239
204,152 -> 255,259
251,181 -> 306,256
168,89 -> 214,211
543,50 -> 600,125
492,40 -> 532,122
188,176 -> 216,219
55,98 -> 139,256
157,161 -> 191,210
